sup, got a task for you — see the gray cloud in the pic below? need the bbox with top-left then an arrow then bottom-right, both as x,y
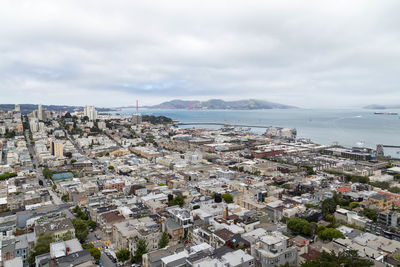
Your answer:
0,0 -> 399,107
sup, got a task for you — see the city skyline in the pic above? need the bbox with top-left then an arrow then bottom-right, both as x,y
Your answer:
1,0 -> 399,108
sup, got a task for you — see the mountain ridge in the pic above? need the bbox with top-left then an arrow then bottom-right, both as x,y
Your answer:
145,99 -> 297,110
364,104 -> 400,110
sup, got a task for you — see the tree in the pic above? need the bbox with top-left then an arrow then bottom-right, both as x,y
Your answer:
28,233 -> 55,264
89,247 -> 101,262
301,250 -> 373,267
116,249 -> 131,262
133,239 -> 148,263
61,230 -> 74,241
325,214 -> 336,224
221,193 -> 233,203
158,232 -> 169,248
287,217 -> 309,234
42,168 -> 53,180
87,220 -> 97,230
349,201 -> 359,210
302,223 -> 315,236
0,172 -> 17,180
72,219 -> 89,243
73,205 -> 80,213
61,194 -> 69,202
363,208 -> 378,222
82,243 -> 94,249
321,198 -> 337,215
317,228 -> 344,241
168,195 -> 186,207
108,165 -> 114,170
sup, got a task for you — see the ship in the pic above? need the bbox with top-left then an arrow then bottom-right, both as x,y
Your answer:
374,112 -> 398,115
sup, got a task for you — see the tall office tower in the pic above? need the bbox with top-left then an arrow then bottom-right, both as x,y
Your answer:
15,104 -> 20,112
132,114 -> 142,124
52,140 -> 64,157
132,100 -> 142,124
84,106 -> 97,121
38,104 -> 43,120
45,110 -> 51,120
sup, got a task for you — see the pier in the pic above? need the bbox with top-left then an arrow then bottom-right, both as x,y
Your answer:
174,122 -> 274,129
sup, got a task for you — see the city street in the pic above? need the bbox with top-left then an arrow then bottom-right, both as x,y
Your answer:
100,252 -> 117,267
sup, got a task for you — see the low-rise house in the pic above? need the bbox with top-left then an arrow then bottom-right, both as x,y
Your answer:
99,211 -> 125,236
34,218 -> 75,241
251,231 -> 297,267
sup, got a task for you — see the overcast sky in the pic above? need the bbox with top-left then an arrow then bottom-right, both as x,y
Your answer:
1,0 -> 399,108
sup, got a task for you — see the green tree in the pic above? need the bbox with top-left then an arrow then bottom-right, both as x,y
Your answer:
158,232 -> 169,248
363,208 -> 378,222
301,250 -> 373,267
116,249 -> 131,262
302,223 -> 315,236
61,230 -> 74,241
42,168 -> 53,180
87,220 -> 97,230
61,194 -> 69,202
108,165 -> 114,170
168,195 -> 186,207
221,193 -> 233,203
72,219 -> 89,243
0,172 -> 17,180
389,186 -> 400,193
287,217 -> 309,234
321,198 -> 337,215
89,247 -> 101,262
317,228 -> 344,241
349,201 -> 359,210
133,239 -> 148,263
27,233 -> 55,264
82,243 -> 95,249
73,205 -> 80,213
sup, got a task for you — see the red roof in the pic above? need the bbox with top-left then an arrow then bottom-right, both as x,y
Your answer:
378,191 -> 400,199
300,248 -> 322,261
337,187 -> 351,193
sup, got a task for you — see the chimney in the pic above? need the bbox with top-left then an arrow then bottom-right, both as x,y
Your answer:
66,246 -> 70,255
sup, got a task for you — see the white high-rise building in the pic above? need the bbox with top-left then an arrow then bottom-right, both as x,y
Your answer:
15,104 -> 20,112
132,113 -> 142,124
84,106 -> 98,121
38,104 -> 43,120
30,120 -> 39,132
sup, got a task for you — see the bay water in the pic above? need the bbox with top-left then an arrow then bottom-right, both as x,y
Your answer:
117,108 -> 400,157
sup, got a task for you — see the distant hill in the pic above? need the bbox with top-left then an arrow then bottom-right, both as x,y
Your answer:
146,99 -> 296,110
0,104 -> 114,114
364,104 -> 400,110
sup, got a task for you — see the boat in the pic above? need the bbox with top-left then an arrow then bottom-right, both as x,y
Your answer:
374,112 -> 398,115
